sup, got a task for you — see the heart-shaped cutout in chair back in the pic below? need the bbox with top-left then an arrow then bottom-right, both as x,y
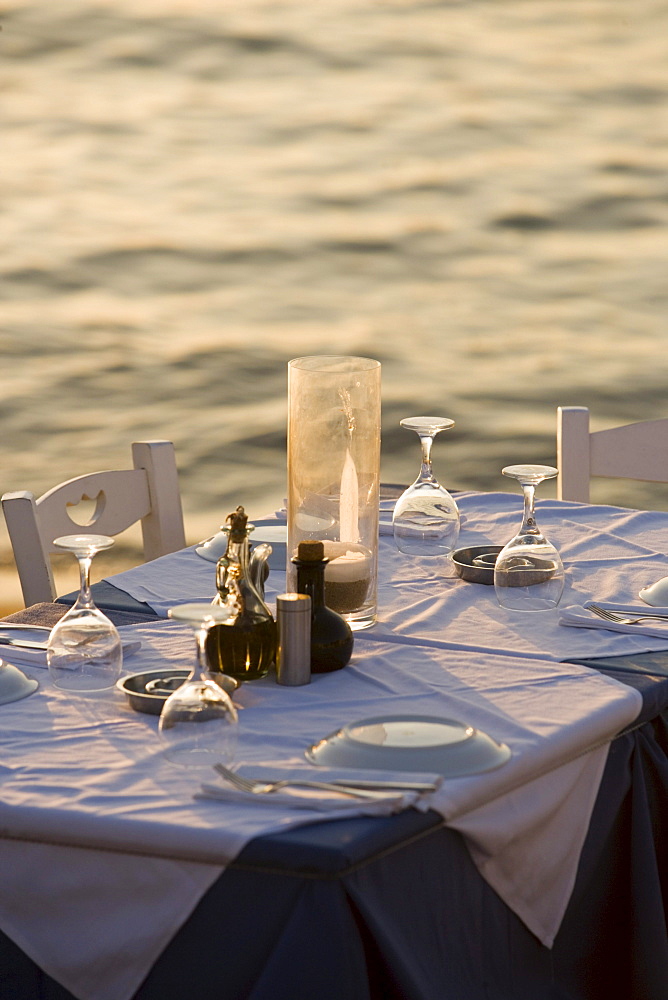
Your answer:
65,491 -> 108,527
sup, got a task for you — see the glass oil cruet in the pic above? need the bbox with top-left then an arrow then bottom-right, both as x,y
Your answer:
205,506 -> 277,681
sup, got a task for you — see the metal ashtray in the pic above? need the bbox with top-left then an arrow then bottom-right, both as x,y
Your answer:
452,545 -> 503,585
453,545 -> 557,588
496,555 -> 558,588
117,669 -> 238,716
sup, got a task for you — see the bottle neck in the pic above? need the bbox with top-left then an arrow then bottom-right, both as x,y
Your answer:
216,535 -> 249,606
226,537 -> 248,570
293,558 -> 327,610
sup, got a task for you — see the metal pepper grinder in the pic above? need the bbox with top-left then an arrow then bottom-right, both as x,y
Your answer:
276,593 -> 311,686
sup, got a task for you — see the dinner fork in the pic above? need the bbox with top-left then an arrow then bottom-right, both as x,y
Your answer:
588,604 -> 668,626
213,764 -> 400,799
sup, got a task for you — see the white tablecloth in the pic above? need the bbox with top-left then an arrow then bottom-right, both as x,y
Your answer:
107,493 -> 668,662
0,613 -> 641,1000
369,492 -> 668,662
2,493 -> 661,1000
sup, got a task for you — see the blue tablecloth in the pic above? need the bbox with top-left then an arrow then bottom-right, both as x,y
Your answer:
4,589 -> 667,1000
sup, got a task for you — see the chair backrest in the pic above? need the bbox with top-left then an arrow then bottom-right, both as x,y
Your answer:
2,440 -> 186,606
557,406 -> 668,503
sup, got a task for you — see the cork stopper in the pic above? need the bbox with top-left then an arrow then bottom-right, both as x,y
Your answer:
297,540 -> 324,562
225,505 -> 248,543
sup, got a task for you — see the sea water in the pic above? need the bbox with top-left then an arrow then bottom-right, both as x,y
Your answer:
2,0 -> 668,606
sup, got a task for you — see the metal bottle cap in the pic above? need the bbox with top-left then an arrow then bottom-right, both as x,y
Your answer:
277,594 -> 312,612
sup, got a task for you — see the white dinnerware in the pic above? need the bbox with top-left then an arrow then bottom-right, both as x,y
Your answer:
306,714 -> 510,776
196,524 -> 287,571
639,576 -> 668,606
0,660 -> 38,705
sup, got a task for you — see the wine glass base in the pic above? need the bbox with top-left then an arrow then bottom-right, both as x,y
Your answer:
495,598 -> 561,613
162,745 -> 232,767
394,536 -> 459,557
50,675 -> 120,692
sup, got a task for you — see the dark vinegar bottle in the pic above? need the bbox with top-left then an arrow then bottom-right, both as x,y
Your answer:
292,540 -> 353,673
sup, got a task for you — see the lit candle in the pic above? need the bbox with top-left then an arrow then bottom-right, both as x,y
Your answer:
339,448 -> 359,544
322,541 -> 372,614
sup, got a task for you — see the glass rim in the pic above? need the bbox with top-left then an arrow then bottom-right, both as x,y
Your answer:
288,356 -> 381,373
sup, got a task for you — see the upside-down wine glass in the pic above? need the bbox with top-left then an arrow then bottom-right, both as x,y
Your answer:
46,534 -> 123,691
392,417 -> 460,556
159,603 -> 239,766
494,465 -> 564,612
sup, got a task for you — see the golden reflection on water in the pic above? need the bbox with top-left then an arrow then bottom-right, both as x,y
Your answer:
1,0 -> 667,610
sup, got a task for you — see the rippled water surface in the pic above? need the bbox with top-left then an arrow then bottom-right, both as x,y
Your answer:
2,0 -> 668,599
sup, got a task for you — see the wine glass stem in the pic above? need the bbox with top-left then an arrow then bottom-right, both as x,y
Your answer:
419,434 -> 435,481
195,623 -> 212,681
521,483 -> 538,533
76,554 -> 94,608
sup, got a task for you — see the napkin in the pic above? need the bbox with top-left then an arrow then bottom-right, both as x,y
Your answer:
197,783 -> 418,814
559,603 -> 668,639
0,641 -> 142,670
197,764 -> 441,814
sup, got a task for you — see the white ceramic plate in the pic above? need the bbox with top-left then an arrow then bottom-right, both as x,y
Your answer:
305,714 -> 511,777
196,524 -> 287,572
0,633 -> 41,705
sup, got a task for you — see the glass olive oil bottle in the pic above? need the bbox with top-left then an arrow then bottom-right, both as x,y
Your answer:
205,507 -> 277,681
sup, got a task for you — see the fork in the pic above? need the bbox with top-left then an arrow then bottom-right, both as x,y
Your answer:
588,604 -> 668,626
213,764 -> 401,799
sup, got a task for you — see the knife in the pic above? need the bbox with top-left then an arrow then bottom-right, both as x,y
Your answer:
327,778 -> 439,791
0,636 -> 49,650
0,624 -> 51,632
0,637 -> 142,655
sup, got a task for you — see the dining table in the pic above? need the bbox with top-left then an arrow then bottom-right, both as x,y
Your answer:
0,490 -> 666,1000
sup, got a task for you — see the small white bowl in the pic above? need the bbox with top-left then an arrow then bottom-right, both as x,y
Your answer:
0,661 -> 38,705
639,576 -> 668,607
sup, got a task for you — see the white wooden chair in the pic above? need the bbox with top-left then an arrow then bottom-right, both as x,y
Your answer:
557,406 -> 668,503
2,440 -> 186,607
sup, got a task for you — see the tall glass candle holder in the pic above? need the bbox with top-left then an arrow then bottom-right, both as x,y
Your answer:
287,356 -> 381,630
